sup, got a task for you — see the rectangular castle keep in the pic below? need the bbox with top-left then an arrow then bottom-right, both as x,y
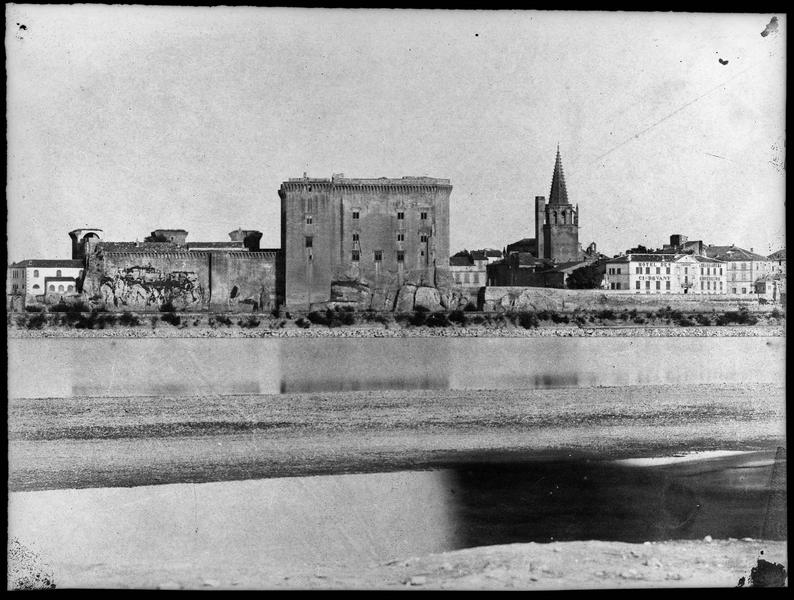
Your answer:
279,174 -> 452,309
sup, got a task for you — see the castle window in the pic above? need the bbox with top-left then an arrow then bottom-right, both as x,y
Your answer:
420,234 -> 428,243
305,236 -> 313,248
306,215 -> 313,225
374,250 -> 382,262
33,284 -> 40,289
420,212 -> 428,220
397,211 -> 404,220
33,270 -> 39,278
397,233 -> 404,242
352,233 -> 359,242
352,250 -> 360,262
397,251 -> 404,263
352,210 -> 360,220
12,284 -> 18,292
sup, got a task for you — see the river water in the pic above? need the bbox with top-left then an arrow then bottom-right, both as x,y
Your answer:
7,336 -> 787,588
6,336 -> 786,398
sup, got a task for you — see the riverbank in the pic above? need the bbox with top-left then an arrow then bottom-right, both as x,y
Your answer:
9,383 -> 785,491
6,323 -> 786,338
138,539 -> 786,589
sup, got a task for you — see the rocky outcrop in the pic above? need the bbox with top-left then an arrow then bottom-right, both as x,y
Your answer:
414,286 -> 444,312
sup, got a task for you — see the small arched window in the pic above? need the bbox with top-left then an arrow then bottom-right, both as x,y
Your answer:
67,285 -> 75,292
49,284 -> 55,291
32,284 -> 40,289
56,270 -> 62,277
552,211 -> 558,224
58,284 -> 65,292
33,270 -> 39,278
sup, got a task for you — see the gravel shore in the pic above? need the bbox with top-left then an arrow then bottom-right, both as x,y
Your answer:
7,323 -> 786,339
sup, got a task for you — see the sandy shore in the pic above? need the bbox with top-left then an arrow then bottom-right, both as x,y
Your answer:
6,323 -> 786,338
9,383 -> 785,492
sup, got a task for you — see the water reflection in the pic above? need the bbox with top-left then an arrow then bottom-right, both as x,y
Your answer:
5,336 -> 786,399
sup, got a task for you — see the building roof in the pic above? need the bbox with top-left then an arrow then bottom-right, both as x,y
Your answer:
624,253 -> 677,262
9,259 -> 84,268
96,241 -> 184,253
449,256 -> 473,267
548,145 -> 570,205
704,245 -> 771,261
768,248 -> 786,260
693,255 -> 725,264
555,260 -> 589,272
186,242 -> 245,249
470,250 -> 488,261
480,248 -> 503,257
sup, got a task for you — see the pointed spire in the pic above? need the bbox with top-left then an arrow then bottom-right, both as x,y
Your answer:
548,145 -> 570,205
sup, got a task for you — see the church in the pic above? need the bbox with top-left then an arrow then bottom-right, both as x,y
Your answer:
488,146 -> 598,287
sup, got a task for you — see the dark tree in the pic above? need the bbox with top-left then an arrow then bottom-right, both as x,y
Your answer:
566,264 -> 604,289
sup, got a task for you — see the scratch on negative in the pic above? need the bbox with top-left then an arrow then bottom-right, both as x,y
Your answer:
592,63 -> 757,164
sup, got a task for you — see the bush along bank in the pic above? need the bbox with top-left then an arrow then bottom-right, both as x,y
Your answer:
6,304 -> 786,336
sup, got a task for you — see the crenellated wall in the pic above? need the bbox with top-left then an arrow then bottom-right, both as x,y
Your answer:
83,246 -> 278,312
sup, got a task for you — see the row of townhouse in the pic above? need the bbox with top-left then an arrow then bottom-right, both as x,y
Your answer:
603,245 -> 784,296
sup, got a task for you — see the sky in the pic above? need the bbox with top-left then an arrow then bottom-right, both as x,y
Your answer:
5,6 -> 786,263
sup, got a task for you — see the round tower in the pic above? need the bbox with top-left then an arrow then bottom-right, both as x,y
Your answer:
68,228 -> 103,259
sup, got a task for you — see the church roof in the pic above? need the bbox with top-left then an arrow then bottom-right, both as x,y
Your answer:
548,145 -> 570,205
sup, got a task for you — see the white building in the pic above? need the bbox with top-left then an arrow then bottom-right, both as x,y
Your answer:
8,259 -> 84,305
704,245 -> 774,295
602,253 -> 727,294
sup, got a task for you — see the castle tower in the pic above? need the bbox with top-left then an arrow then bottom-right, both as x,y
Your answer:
542,146 -> 580,262
68,228 -> 103,260
534,195 -> 546,259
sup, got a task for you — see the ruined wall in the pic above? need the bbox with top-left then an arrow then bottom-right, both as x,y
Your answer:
89,252 -> 211,311
209,252 -> 278,312
482,287 -> 771,313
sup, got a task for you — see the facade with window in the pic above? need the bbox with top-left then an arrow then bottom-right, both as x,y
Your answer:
449,251 -> 488,288
704,245 -> 774,295
7,259 -> 84,305
602,253 -> 726,294
279,173 -> 452,309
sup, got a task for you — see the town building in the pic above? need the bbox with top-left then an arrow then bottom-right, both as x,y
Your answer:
768,248 -> 786,276
490,147 -> 594,288
602,253 -> 727,294
703,245 -> 774,295
449,251 -> 488,288
6,259 -> 84,306
278,173 -> 452,310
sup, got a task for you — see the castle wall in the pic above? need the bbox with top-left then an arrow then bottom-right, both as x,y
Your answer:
209,252 -> 279,312
280,178 -> 451,310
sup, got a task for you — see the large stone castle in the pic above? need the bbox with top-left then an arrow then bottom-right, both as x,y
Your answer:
279,174 -> 452,310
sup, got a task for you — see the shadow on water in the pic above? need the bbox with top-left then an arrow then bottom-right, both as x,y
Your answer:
447,450 -> 787,546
